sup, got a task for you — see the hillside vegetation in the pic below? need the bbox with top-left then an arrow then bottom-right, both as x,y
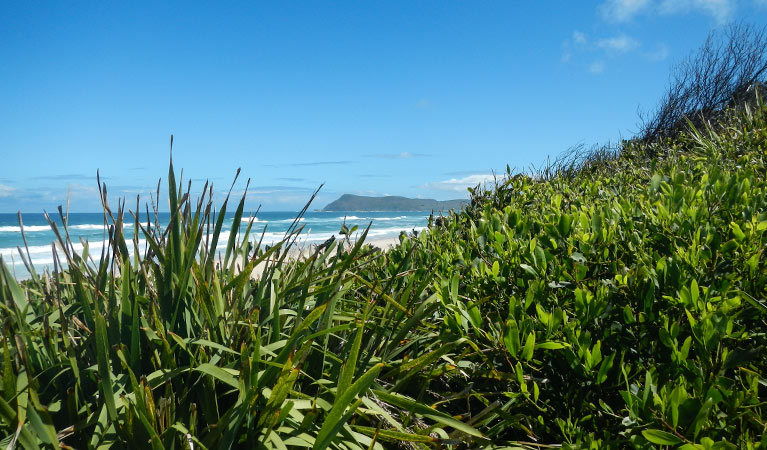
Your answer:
2,25 -> 767,450
1,98 -> 765,449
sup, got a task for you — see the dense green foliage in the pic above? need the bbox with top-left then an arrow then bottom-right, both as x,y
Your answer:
1,101 -> 766,448
384,102 -> 767,448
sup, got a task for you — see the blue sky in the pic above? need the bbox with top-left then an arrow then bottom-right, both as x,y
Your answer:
1,1 -> 766,212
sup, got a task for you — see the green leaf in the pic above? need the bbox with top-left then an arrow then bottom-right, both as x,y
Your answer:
558,214 -> 572,236
0,396 -> 41,450
534,341 -> 570,350
0,262 -> 29,315
690,279 -> 700,304
651,174 -> 662,191
94,313 -> 118,421
338,316 -> 366,399
25,402 -> 59,447
690,398 -> 713,439
450,274 -> 459,304
466,300 -> 482,329
193,363 -> 239,389
596,353 -> 616,385
503,320 -> 520,357
394,340 -> 462,385
729,222 -> 746,241
372,390 -> 483,438
642,429 -> 683,445
522,332 -> 535,361
353,426 -> 437,443
313,363 -> 384,450
519,264 -> 538,277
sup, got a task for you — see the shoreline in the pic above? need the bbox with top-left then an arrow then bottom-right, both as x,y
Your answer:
246,235 -> 402,279
4,234 -> 406,282
1,210 -> 426,280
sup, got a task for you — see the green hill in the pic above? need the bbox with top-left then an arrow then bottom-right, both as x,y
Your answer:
322,194 -> 468,211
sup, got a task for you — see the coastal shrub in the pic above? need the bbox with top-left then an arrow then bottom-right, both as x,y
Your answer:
378,102 -> 767,448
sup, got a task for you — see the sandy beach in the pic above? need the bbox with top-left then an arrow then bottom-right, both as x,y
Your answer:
244,235 -> 401,279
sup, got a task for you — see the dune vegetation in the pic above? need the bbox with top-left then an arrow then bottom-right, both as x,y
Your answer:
1,25 -> 767,450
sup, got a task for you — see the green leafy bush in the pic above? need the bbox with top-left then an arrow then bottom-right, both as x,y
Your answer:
376,102 -> 767,448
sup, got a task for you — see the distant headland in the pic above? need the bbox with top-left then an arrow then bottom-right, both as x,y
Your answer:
322,194 -> 468,212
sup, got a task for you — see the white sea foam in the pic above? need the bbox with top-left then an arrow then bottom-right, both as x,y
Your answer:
333,215 -> 418,222
0,225 -> 51,232
0,235 -> 158,268
1,241 -> 98,267
373,216 -> 410,221
0,223 -> 135,233
70,224 -> 107,230
2,215 -> 428,276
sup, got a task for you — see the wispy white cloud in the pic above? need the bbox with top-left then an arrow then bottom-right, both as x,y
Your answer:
562,30 -> 641,73
589,61 -> 606,74
562,31 -> 588,63
47,184 -> 100,203
644,43 -> 670,61
597,34 -> 641,53
366,152 -> 430,159
0,184 -> 16,198
599,0 -> 736,23
572,30 -> 588,45
421,174 -> 497,192
599,0 -> 651,22
658,0 -> 734,22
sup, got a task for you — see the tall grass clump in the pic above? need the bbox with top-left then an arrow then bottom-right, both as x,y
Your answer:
0,143 -> 485,449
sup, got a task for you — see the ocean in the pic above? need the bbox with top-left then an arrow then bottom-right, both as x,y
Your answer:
0,211 -> 430,279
